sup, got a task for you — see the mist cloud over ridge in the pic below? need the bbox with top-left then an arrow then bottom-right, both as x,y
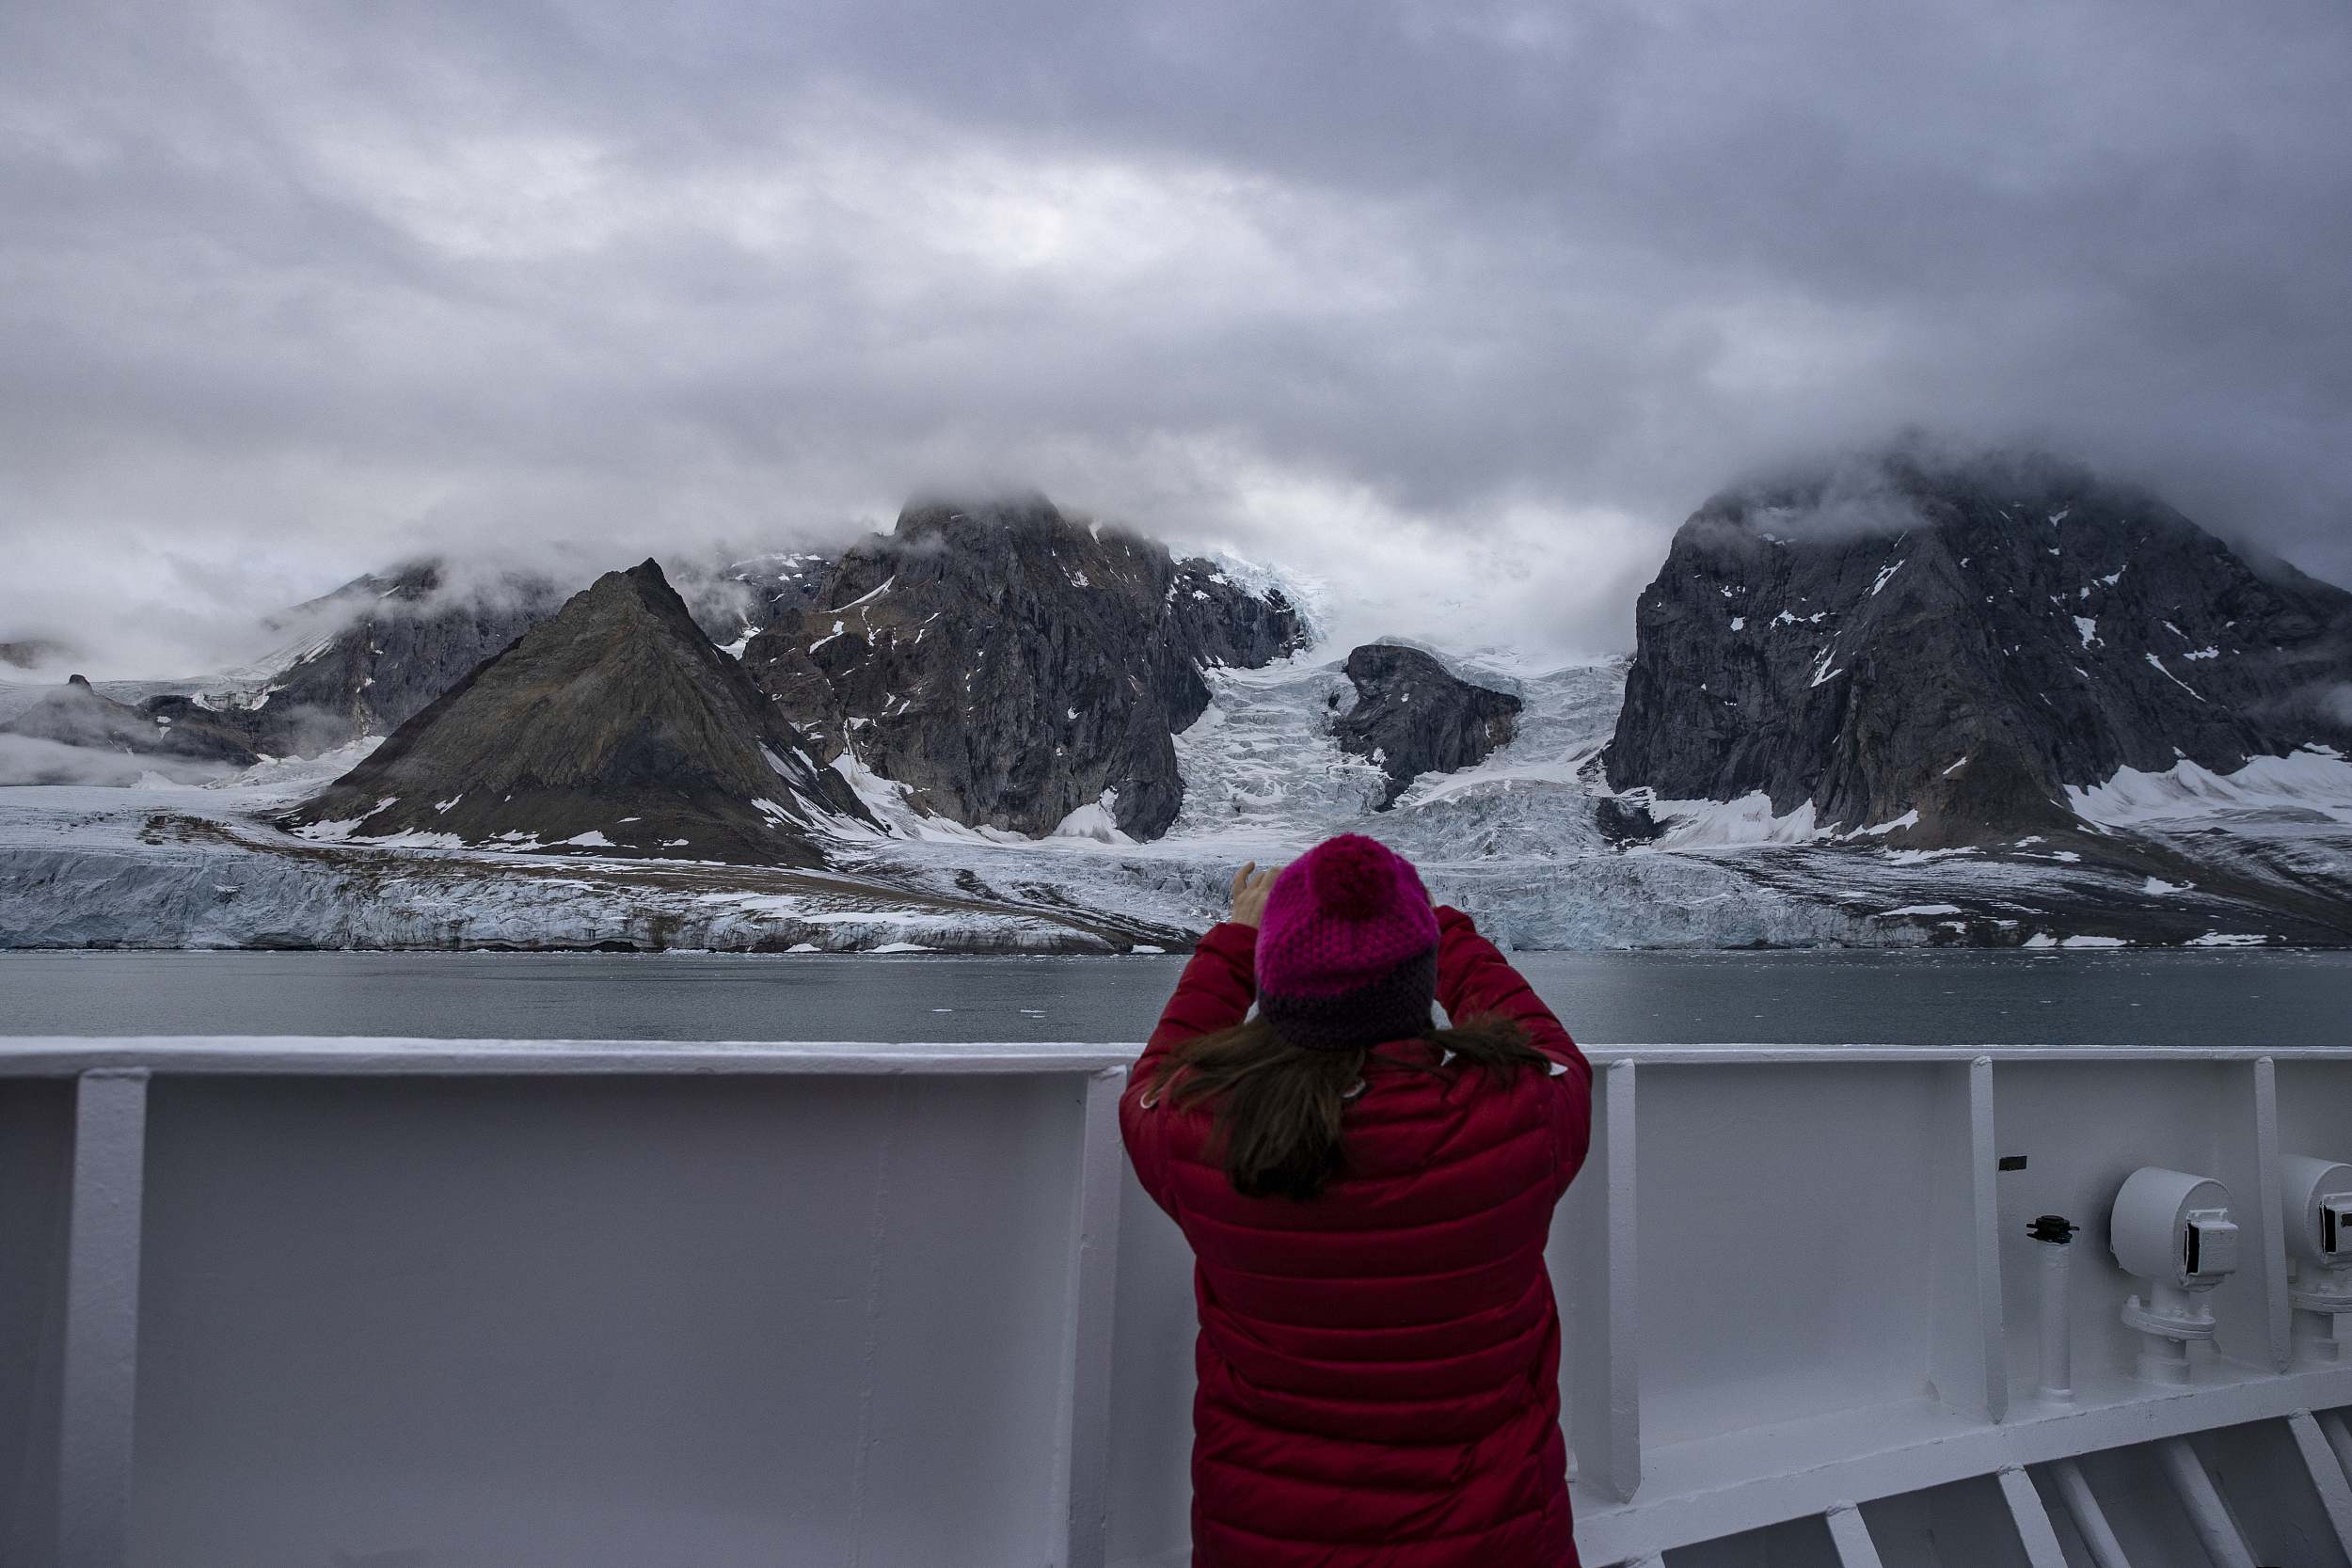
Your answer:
3,0 -> 2349,676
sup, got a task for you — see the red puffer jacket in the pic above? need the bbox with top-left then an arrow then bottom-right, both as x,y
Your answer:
1121,907 -> 1594,1568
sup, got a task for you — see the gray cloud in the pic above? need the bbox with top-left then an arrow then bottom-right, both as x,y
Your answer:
3,0 -> 2349,675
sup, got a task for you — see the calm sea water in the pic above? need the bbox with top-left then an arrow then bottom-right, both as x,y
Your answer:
2,948 -> 2347,1046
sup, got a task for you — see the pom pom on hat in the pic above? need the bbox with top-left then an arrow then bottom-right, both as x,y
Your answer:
1256,834 -> 1440,1051
1309,833 -> 1390,920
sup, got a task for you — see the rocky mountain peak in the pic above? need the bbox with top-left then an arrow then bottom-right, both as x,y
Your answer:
1604,450 -> 2352,846
284,559 -> 869,864
1330,644 -> 1521,808
234,558 -> 568,757
740,493 -> 1307,841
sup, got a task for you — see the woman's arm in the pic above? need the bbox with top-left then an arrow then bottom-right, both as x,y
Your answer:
1433,906 -> 1593,1189
1433,907 -> 1577,1062
1120,864 -> 1276,1212
1128,861 -> 1276,1085
1133,922 -> 1258,1080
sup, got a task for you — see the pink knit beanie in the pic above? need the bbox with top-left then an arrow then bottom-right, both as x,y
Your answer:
1255,834 -> 1441,1051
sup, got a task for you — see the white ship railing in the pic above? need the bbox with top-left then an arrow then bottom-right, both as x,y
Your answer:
1,1038 -> 2348,1567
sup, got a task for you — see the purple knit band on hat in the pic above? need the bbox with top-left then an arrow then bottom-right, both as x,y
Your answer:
1261,948 -> 1438,1052
1254,835 -> 1440,1051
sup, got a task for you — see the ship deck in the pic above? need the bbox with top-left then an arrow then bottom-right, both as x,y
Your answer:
2,1037 -> 2348,1566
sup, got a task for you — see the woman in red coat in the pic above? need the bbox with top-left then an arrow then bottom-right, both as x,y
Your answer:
1121,833 -> 1594,1568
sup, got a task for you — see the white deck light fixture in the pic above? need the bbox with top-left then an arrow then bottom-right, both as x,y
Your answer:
2280,1154 -> 2352,1362
2026,1214 -> 2077,1400
2110,1166 -> 2240,1385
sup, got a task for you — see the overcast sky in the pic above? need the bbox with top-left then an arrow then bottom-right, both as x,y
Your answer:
5,0 -> 2350,675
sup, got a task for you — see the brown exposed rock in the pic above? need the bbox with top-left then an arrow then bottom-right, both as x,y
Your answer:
285,561 -> 868,864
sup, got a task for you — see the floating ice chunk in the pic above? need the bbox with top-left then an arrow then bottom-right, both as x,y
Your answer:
2061,935 -> 2127,947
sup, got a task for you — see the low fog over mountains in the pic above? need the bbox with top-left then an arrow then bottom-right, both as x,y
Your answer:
5,449 -> 2351,950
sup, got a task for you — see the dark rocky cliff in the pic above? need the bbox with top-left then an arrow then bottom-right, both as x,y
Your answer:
674,551 -> 840,646
1331,644 -> 1521,808
230,562 -> 566,756
1169,560 -> 1309,670
286,561 -> 869,864
739,495 -> 1306,840
1604,451 -> 2352,846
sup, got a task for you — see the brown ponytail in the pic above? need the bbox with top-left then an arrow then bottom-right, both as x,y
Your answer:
1148,1014 -> 1552,1200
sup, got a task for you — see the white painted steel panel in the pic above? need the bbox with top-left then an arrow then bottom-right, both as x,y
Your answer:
126,1071 -> 1089,1568
1634,1064 -> 1964,1448
1,1039 -> 2349,1568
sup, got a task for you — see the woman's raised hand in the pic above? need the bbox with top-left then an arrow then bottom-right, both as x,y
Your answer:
1229,862 -> 1280,928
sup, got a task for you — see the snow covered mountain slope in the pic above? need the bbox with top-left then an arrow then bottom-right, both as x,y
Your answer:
811,648 -> 2350,949
8,446 -> 2352,949
1608,448 -> 2352,847
7,638 -> 2350,949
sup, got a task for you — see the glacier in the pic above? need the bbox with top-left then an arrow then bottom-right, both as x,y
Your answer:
5,647 -> 2351,951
